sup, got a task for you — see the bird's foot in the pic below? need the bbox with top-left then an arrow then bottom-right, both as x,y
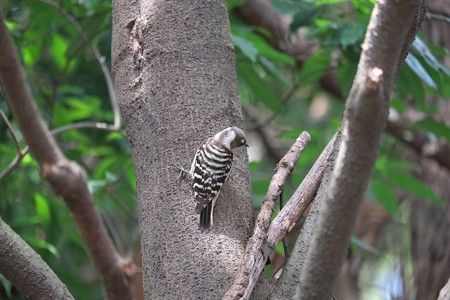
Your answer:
175,163 -> 190,181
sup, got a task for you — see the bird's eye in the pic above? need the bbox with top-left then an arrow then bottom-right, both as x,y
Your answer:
241,139 -> 245,144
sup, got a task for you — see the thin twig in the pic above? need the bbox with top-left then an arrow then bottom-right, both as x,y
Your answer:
33,0 -> 121,129
0,110 -> 22,155
223,131 -> 311,300
0,146 -> 29,181
0,122 -> 123,182
246,81 -> 302,130
242,106 -> 282,163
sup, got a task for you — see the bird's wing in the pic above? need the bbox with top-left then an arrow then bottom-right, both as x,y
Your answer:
193,152 -> 233,214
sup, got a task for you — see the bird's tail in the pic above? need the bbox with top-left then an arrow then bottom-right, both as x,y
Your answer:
199,202 -> 213,233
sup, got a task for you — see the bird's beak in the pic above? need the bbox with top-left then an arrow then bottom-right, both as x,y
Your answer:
244,143 -> 249,147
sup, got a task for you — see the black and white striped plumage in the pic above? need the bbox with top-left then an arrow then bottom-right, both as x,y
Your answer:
189,127 -> 248,233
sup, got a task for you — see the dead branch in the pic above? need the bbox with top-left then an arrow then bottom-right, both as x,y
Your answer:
267,133 -> 338,247
223,131 -> 311,300
243,133 -> 337,300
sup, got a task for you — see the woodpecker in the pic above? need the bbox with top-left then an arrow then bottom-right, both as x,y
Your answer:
187,127 -> 248,233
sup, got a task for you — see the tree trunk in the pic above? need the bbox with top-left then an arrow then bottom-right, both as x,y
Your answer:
111,1 -> 254,298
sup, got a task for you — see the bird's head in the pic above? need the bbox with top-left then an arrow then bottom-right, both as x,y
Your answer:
214,127 -> 249,151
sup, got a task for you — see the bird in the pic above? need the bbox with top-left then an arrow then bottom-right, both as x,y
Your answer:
184,127 -> 248,233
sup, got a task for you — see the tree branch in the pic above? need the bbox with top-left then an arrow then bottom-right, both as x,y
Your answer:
272,133 -> 340,298
0,17 -> 134,300
295,1 -> 425,299
0,217 -> 74,299
386,119 -> 450,171
0,110 -> 22,155
235,0 -> 318,61
224,132 -> 339,300
267,133 -> 338,247
236,0 -> 450,173
0,122 -> 122,182
242,106 -> 282,164
255,133 -> 337,299
224,131 -> 311,300
438,278 -> 450,300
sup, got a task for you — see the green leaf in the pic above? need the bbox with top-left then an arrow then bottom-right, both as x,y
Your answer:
233,35 -> 258,62
405,53 -> 437,88
375,156 -> 413,173
10,216 -> 43,228
247,34 -> 295,65
298,49 -> 332,85
25,236 -> 60,258
88,179 -> 109,193
279,128 -> 304,139
0,274 -> 13,299
34,193 -> 51,224
106,132 -> 125,141
414,119 -> 450,142
275,242 -> 285,255
228,0 -> 247,10
232,25 -> 294,65
4,20 -> 18,31
390,98 -> 407,113
388,171 -> 443,206
336,59 -> 358,97
22,41 -> 43,67
252,179 -> 269,195
237,62 -> 282,111
315,0 -> 347,4
413,37 -> 450,77
249,161 -> 262,171
290,6 -> 319,31
339,24 -> 365,48
370,179 -> 398,216
397,64 -> 426,103
93,156 -> 117,178
52,34 -> 69,70
53,96 -> 102,125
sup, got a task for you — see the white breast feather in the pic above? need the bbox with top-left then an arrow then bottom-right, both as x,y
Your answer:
220,129 -> 236,151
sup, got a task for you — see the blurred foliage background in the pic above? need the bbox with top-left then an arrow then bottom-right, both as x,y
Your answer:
1,0 -> 449,299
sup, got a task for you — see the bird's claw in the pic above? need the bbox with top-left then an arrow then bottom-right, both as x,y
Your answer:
175,163 -> 189,181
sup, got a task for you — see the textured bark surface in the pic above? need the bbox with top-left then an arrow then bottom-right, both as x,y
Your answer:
273,137 -> 339,299
112,1 -> 253,299
295,1 -> 425,299
0,217 -> 73,300
224,132 -> 311,299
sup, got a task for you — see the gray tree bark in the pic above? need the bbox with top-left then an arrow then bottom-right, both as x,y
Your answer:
295,1 -> 426,299
0,217 -> 73,300
273,140 -> 339,299
112,1 -> 254,299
